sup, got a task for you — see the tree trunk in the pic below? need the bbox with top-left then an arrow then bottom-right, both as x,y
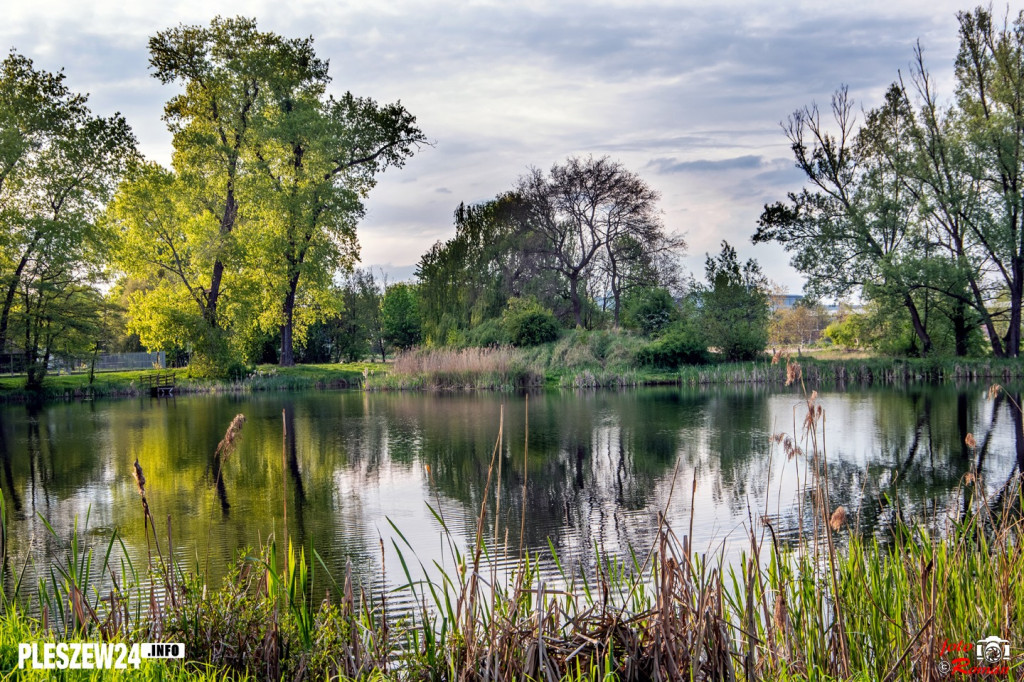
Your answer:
904,294 -> 932,356
204,189 -> 238,329
0,252 -> 32,352
952,299 -> 970,357
1005,266 -> 1022,358
569,276 -> 583,327
966,270 -> 1004,357
279,265 -> 303,366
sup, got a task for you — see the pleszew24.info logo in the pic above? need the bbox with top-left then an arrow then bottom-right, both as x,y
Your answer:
937,636 -> 1012,677
18,642 -> 184,670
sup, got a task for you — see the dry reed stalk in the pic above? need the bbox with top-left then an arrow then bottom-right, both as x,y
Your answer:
131,457 -> 172,606
214,413 -> 246,461
458,405 -> 502,680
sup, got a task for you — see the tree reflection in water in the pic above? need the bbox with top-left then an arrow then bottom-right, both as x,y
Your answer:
0,383 -> 1021,604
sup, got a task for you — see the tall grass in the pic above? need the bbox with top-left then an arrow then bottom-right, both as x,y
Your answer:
2,389 -> 1022,680
365,347 -> 544,390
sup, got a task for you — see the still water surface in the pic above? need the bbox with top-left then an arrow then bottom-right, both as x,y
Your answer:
1,385 -> 1021,605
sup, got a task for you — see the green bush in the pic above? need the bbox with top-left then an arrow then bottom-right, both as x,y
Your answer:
636,320 -> 708,367
824,314 -> 866,350
502,297 -> 561,347
464,317 -> 507,347
623,287 -> 678,336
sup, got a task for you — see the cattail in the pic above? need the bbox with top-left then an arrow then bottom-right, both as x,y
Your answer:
829,505 -> 848,531
771,348 -> 783,365
773,588 -> 788,633
785,359 -> 802,387
132,458 -> 146,496
988,384 -> 1003,400
214,414 -> 247,461
965,433 -> 977,450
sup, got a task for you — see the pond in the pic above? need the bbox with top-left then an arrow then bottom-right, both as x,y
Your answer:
0,384 -> 1020,609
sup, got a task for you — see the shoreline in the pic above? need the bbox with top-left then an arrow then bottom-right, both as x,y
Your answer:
2,354 -> 1023,405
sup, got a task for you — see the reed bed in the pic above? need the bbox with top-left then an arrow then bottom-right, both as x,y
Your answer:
365,347 -> 544,391
1,375 -> 1022,681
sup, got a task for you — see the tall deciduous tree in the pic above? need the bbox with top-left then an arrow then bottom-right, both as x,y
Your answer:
145,17 -> 329,366
755,88 -> 936,354
381,282 -> 421,352
758,8 -> 1024,358
0,52 -> 136,358
246,89 -> 424,366
517,156 -> 676,327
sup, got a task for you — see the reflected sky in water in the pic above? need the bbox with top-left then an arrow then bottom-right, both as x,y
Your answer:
1,384 -> 1020,607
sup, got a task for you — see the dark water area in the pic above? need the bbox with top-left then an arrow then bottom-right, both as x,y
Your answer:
0,384 -> 1021,608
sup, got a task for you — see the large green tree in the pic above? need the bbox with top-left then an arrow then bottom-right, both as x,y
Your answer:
246,90 -> 424,365
700,242 -> 770,361
0,52 -> 136,360
757,7 -> 1024,358
113,17 -> 423,372
0,52 -> 136,388
147,17 -> 329,337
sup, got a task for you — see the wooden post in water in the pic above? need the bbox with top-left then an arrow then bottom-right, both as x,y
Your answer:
281,408 -> 288,551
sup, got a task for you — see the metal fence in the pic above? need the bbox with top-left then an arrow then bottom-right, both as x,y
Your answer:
1,351 -> 165,376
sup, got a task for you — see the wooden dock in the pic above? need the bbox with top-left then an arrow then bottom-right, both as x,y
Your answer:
140,371 -> 175,396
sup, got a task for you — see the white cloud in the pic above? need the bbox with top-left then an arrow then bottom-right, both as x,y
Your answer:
0,0 -> 972,294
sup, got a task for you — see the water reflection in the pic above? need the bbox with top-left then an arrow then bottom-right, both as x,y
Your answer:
0,384 -> 1021,604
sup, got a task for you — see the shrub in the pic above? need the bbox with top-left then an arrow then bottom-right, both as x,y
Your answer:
464,318 -> 507,347
623,287 -> 678,335
502,298 -> 560,347
636,320 -> 708,367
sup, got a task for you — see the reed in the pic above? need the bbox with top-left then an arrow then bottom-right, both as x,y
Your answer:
1,392 -> 1022,681
365,347 -> 544,391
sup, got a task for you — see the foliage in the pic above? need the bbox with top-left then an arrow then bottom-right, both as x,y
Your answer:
700,242 -> 770,361
622,286 -> 679,336
636,322 -> 708,368
823,312 -> 868,350
381,282 -> 421,351
0,51 -> 137,390
416,196 -> 539,345
463,317 -> 506,347
501,297 -> 561,346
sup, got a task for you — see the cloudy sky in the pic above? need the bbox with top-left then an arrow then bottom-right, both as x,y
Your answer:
3,0 -> 974,293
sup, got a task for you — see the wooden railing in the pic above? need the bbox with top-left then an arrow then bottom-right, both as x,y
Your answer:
140,371 -> 175,396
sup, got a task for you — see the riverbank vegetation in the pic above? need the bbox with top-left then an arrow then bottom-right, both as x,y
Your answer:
7,7 -> 1024,394
1,387 -> 1021,680
0,364 -> 369,403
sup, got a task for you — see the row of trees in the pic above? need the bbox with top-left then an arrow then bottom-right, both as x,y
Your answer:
756,8 -> 1024,357
416,156 -> 686,344
0,18 -> 426,382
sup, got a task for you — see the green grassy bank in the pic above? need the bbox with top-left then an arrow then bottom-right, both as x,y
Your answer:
365,330 -> 1024,391
5,331 -> 1024,402
0,363 -> 373,403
